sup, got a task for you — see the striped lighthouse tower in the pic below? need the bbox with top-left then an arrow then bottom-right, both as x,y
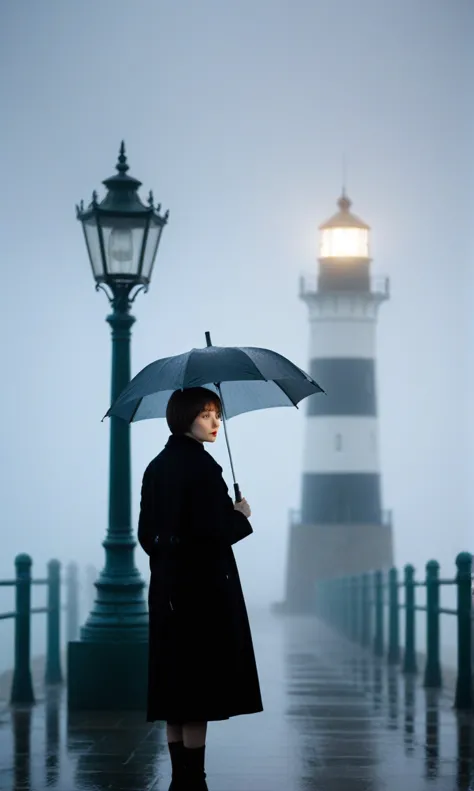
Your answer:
284,192 -> 394,613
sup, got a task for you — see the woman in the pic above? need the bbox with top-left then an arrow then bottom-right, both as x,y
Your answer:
137,386 -> 263,791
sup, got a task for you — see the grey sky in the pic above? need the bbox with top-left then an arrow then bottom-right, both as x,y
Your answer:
0,0 -> 472,666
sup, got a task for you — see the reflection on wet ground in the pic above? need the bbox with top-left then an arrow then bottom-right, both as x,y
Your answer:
0,610 -> 472,790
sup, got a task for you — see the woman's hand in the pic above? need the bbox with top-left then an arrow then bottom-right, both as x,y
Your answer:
234,498 -> 251,518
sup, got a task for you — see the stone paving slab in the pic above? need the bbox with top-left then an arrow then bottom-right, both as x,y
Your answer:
0,609 -> 472,790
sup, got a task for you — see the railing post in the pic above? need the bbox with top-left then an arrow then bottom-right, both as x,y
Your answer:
454,551 -> 473,709
332,579 -> 338,626
331,578 -> 338,630
402,564 -> 417,673
343,576 -> 351,638
314,580 -> 321,618
330,579 -> 336,625
338,578 -> 345,633
324,579 -> 331,622
361,573 -> 371,648
10,554 -> 35,705
325,579 -> 332,624
324,579 -> 329,621
45,560 -> 62,685
350,576 -> 359,642
387,567 -> 400,664
373,570 -> 384,657
423,559 -> 442,688
85,563 -> 98,613
66,561 -> 79,642
339,577 -> 346,635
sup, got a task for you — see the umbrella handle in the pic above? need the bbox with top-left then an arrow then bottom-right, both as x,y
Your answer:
234,483 -> 242,503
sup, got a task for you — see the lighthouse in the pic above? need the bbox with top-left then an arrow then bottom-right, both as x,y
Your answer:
284,192 -> 394,613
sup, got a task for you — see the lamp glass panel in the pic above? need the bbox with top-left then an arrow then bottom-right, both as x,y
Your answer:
99,216 -> 147,277
140,220 -> 163,281
83,217 -> 105,278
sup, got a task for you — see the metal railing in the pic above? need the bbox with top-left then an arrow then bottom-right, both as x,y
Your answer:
288,508 -> 393,527
0,555 -> 97,705
299,271 -> 390,299
315,552 -> 473,710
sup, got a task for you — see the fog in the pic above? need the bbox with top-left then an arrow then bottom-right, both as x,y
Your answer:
0,0 -> 472,672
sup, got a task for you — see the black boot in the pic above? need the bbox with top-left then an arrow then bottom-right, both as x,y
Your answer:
167,740 -> 187,791
184,745 -> 208,790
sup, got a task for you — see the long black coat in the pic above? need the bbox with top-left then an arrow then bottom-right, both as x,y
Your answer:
137,433 -> 263,723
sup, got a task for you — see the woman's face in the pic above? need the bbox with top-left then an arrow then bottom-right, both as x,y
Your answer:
186,404 -> 222,444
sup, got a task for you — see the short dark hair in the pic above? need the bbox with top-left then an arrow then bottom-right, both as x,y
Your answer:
166,387 -> 222,435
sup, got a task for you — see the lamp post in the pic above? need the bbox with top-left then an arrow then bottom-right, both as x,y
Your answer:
68,143 -> 168,710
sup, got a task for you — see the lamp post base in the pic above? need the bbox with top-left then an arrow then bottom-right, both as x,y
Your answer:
67,640 -> 148,710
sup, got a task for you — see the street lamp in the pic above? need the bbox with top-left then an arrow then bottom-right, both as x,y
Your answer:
68,142 -> 168,710
77,141 -> 168,303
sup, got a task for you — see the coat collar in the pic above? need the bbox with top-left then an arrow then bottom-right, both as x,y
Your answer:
166,434 -> 205,451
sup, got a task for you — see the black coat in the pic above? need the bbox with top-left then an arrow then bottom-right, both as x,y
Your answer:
137,433 -> 263,723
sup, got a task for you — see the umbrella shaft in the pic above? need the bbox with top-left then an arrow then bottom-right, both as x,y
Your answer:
205,333 -> 241,502
221,406 -> 236,482
217,383 -> 241,501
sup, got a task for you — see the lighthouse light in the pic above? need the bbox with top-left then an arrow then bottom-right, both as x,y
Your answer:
320,227 -> 369,259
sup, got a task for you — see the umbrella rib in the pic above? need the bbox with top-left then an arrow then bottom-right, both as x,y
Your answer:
273,379 -> 300,407
180,349 -> 194,390
128,397 -> 143,423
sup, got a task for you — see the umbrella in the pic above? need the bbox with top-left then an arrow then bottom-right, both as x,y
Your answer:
103,331 -> 325,501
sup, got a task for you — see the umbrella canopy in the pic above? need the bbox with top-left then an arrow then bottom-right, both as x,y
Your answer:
103,334 -> 325,502
103,344 -> 324,423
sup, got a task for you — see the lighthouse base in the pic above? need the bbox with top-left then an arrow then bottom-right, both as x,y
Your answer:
284,520 -> 393,614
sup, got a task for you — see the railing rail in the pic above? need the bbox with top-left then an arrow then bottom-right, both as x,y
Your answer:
315,551 -> 473,710
289,508 -> 392,527
299,271 -> 390,299
0,555 -> 97,705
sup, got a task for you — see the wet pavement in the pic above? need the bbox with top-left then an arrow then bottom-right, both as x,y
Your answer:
0,608 -> 473,790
